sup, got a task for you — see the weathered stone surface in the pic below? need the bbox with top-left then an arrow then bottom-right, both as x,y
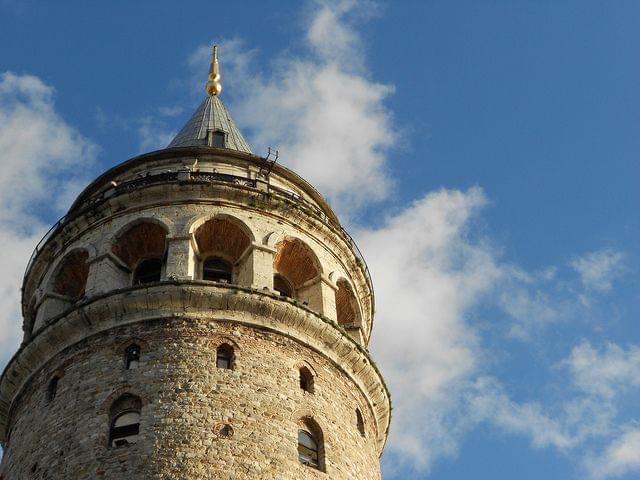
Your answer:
1,147 -> 390,479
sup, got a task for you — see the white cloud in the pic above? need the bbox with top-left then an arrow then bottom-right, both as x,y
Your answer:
0,72 -> 97,364
0,72 -> 97,225
137,116 -> 176,153
183,2 -> 637,477
564,341 -> 640,400
587,428 -> 640,479
496,265 -> 577,340
353,188 -> 624,476
355,187 -> 503,472
183,1 -> 638,475
465,376 -> 574,450
190,0 -> 397,218
571,249 -> 625,292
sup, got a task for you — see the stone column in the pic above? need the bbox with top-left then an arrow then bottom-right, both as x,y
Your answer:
33,293 -> 72,331
298,275 -> 337,321
85,253 -> 130,297
165,235 -> 195,280
236,243 -> 276,290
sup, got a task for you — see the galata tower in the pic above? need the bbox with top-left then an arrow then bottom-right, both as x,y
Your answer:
0,47 -> 390,479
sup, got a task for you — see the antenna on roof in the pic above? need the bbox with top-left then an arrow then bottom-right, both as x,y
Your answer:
259,147 -> 279,178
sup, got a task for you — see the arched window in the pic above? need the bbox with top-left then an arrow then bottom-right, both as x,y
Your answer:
356,408 -> 365,437
110,412 -> 140,447
193,217 -> 252,286
125,344 -> 141,370
273,238 -> 320,299
274,274 -> 293,298
133,258 -> 162,285
216,344 -> 234,370
299,367 -> 314,393
335,279 -> 361,326
112,221 -> 167,287
47,376 -> 59,402
109,394 -> 142,448
203,256 -> 232,283
298,430 -> 320,469
297,417 -> 325,471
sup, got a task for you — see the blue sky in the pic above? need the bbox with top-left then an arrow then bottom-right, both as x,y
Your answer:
0,1 -> 638,479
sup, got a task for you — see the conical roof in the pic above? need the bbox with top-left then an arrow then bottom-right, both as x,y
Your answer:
167,95 -> 252,153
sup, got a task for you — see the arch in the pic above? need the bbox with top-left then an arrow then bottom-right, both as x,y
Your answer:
210,336 -> 241,351
99,386 -> 149,415
273,237 -> 321,290
263,231 -> 281,248
111,219 -> 169,270
192,215 -> 253,264
108,393 -> 142,447
335,278 -> 362,327
297,416 -> 325,472
50,249 -> 89,300
189,213 -> 255,239
116,337 -> 149,354
293,360 -> 317,377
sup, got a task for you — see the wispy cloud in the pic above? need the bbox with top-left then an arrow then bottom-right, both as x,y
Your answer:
586,428 -> 640,480
564,341 -> 640,400
571,249 -> 626,293
189,1 -> 397,218
0,72 -> 98,363
0,2 -> 635,479
137,115 -> 177,153
357,187 -> 501,472
184,2 -> 637,478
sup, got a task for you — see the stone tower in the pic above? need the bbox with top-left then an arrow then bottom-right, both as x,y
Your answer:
0,47 -> 390,479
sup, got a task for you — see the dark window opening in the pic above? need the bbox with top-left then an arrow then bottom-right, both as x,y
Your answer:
109,394 -> 142,448
133,258 -> 162,285
110,411 -> 141,447
203,256 -> 232,283
216,344 -> 233,370
299,367 -> 314,393
298,430 -> 320,469
208,130 -> 226,148
125,344 -> 141,370
218,424 -> 234,438
356,408 -> 365,437
47,376 -> 59,402
274,274 -> 293,298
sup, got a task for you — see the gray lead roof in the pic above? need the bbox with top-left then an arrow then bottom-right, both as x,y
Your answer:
167,95 -> 252,153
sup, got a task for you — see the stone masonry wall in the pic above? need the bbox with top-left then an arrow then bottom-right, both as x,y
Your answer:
3,150 -> 390,478
0,318 -> 381,480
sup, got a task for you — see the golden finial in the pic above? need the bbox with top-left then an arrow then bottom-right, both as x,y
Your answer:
205,45 -> 222,96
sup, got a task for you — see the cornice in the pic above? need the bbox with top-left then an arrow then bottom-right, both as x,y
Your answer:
1,281 -> 391,454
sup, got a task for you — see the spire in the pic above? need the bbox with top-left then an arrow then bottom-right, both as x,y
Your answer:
167,46 -> 252,153
205,45 -> 222,96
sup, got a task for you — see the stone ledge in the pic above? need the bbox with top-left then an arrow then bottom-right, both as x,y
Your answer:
0,281 -> 391,454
